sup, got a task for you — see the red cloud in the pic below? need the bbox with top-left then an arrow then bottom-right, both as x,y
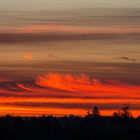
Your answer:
35,73 -> 140,97
35,73 -> 102,92
0,73 -> 140,117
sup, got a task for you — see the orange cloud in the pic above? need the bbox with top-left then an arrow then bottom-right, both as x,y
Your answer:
0,72 -> 140,117
35,73 -> 140,97
1,24 -> 140,34
36,73 -> 101,92
22,53 -> 33,60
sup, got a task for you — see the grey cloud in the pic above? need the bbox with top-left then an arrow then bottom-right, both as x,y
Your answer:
0,61 -> 140,86
114,56 -> 136,62
0,33 -> 140,44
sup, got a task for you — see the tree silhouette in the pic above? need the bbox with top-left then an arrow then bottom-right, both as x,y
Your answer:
112,104 -> 132,118
91,106 -> 100,116
86,106 -> 100,117
0,105 -> 139,140
87,110 -> 90,116
120,104 -> 132,118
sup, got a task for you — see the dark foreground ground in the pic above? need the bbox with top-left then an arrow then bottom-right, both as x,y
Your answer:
0,115 -> 140,140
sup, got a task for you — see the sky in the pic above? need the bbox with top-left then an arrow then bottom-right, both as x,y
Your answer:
0,1 -> 140,117
0,0 -> 140,10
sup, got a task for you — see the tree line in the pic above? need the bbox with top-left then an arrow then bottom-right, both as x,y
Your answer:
86,104 -> 133,118
0,104 -> 140,140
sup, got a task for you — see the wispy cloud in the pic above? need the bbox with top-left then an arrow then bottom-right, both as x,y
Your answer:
0,72 -> 140,116
114,56 -> 136,62
2,76 -> 140,115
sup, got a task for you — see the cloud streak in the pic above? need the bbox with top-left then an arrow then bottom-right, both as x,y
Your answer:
114,57 -> 136,62
0,24 -> 140,44
0,72 -> 140,116
1,24 -> 140,34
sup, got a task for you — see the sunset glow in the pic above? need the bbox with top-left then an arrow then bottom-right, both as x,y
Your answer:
0,72 -> 140,117
0,2 -> 140,117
